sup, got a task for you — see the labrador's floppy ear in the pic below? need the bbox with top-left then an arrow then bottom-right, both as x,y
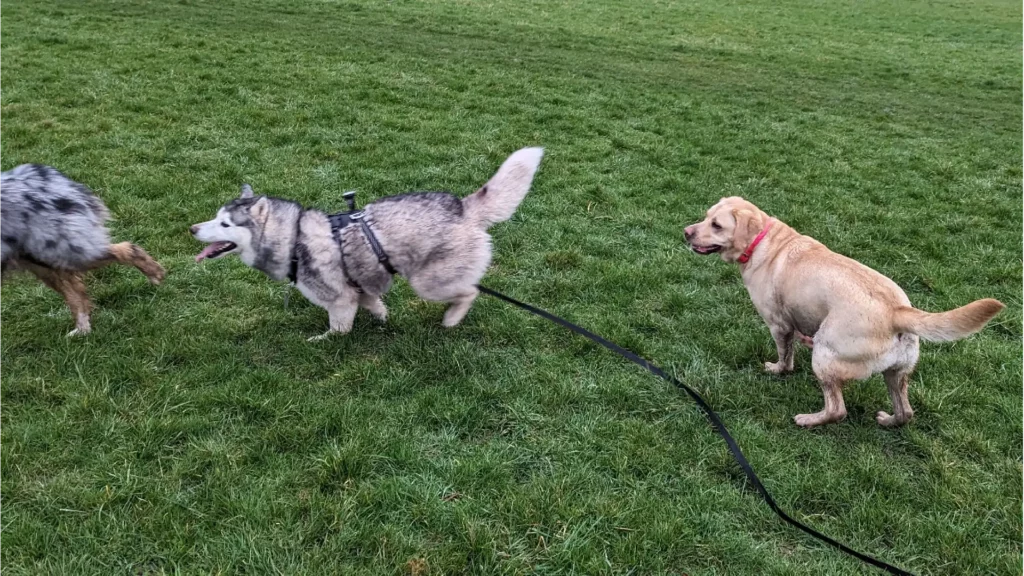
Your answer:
731,208 -> 763,254
240,184 -> 255,199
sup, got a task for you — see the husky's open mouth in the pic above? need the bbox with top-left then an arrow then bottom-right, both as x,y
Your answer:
690,244 -> 722,255
195,241 -> 237,262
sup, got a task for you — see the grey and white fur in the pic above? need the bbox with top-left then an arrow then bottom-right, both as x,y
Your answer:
190,147 -> 544,340
2,164 -> 166,335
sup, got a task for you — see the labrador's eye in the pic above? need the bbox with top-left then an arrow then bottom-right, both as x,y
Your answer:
711,220 -> 722,230
221,222 -> 230,228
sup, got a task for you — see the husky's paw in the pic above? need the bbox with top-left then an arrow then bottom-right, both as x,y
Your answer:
307,331 -> 335,342
67,327 -> 91,337
365,304 -> 387,322
764,361 -> 792,375
442,307 -> 470,328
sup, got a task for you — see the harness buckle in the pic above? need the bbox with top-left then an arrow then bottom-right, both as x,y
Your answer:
343,190 -> 357,212
328,190 -> 397,283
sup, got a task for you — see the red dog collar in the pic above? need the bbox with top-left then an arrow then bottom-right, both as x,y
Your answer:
737,217 -> 775,264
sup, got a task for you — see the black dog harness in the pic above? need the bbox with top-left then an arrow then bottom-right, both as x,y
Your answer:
286,191 -> 396,291
287,216 -> 302,284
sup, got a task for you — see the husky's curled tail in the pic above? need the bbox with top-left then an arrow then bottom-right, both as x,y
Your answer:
462,147 -> 544,228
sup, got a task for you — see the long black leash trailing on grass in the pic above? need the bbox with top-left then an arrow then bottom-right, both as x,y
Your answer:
478,285 -> 914,576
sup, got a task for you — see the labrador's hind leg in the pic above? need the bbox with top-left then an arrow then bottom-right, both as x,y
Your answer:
793,377 -> 847,427
876,368 -> 914,427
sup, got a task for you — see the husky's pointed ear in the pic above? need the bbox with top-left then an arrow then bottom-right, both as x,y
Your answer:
240,184 -> 255,199
251,196 -> 269,222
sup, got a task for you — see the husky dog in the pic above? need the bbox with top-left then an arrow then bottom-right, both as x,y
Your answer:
191,148 -> 543,340
1,164 -> 166,335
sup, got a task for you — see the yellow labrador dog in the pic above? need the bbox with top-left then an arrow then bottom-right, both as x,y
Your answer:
684,196 -> 1004,428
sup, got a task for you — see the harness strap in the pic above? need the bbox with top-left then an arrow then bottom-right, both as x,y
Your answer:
287,212 -> 301,284
358,218 -> 397,275
327,213 -> 363,291
328,208 -> 397,291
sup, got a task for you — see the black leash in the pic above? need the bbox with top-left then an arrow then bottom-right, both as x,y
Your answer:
477,284 -> 915,575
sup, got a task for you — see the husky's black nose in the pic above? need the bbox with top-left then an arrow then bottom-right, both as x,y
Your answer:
189,225 -> 199,235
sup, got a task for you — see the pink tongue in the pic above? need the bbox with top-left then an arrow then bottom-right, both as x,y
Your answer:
196,242 -> 232,262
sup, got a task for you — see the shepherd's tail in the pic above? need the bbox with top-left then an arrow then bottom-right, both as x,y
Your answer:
892,298 -> 1004,342
462,147 -> 544,228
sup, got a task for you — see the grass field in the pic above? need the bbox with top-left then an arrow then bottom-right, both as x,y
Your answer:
2,0 -> 1021,574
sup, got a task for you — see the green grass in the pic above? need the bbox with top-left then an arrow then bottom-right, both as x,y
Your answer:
1,0 -> 1021,573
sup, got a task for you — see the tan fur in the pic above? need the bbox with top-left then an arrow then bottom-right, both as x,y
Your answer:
6,242 -> 165,336
891,299 -> 1005,342
684,196 -> 1004,427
